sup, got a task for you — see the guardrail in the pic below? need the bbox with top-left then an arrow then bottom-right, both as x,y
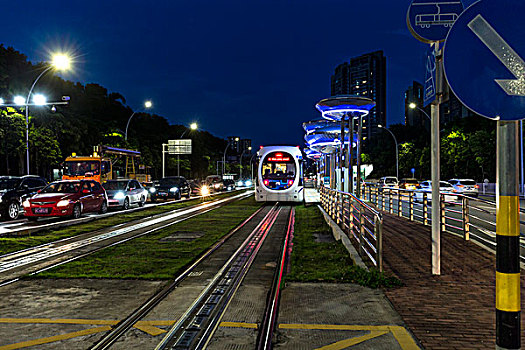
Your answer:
361,184 -> 525,262
320,186 -> 383,271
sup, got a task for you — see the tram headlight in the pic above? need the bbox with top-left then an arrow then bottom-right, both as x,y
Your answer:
214,183 -> 220,189
200,185 -> 210,196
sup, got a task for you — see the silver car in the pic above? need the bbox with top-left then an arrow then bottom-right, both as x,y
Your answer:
448,179 -> 479,197
415,180 -> 458,203
103,179 -> 147,210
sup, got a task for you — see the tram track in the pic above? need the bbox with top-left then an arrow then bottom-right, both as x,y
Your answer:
0,191 -> 252,287
88,203 -> 294,350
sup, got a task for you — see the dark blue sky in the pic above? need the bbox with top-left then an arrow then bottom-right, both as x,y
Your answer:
3,0 -> 475,148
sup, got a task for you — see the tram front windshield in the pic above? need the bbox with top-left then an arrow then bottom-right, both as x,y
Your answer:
261,152 -> 296,190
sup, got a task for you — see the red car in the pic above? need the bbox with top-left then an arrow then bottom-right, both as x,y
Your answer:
23,180 -> 108,221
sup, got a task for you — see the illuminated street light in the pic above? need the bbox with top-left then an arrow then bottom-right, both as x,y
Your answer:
378,124 -> 398,180
33,94 -> 46,106
125,100 -> 153,141
190,122 -> 198,130
178,122 -> 199,176
239,146 -> 252,180
23,52 -> 73,174
0,98 -> 4,105
223,137 -> 240,176
14,96 -> 25,105
409,102 -> 431,120
51,53 -> 71,71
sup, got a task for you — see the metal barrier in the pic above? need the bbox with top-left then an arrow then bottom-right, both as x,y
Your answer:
361,184 -> 525,262
320,186 -> 383,271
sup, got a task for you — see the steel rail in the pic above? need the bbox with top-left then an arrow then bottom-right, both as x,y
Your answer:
256,207 -> 295,350
89,202 -> 266,350
154,205 -> 281,350
0,192 -> 251,288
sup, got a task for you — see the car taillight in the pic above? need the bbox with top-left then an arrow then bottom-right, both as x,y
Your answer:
475,185 -> 479,189
458,185 -> 464,187
263,180 -> 269,186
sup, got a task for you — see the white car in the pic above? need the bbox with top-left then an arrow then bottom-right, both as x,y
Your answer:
379,176 -> 399,188
415,180 -> 458,203
448,179 -> 479,197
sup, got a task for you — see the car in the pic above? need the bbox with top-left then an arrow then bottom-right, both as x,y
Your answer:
223,179 -> 236,191
150,176 -> 191,201
415,180 -> 458,203
0,176 -> 47,220
379,176 -> 399,188
205,175 -> 224,192
398,178 -> 419,190
188,180 -> 203,196
23,180 -> 108,220
103,179 -> 147,210
448,179 -> 479,197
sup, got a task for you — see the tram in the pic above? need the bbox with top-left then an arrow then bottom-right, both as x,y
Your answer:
255,146 -> 304,202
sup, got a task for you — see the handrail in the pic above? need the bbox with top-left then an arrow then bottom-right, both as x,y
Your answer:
329,188 -> 382,218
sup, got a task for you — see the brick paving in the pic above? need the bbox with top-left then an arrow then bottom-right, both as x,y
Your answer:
380,213 -> 525,349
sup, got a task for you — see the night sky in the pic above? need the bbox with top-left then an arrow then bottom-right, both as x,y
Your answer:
3,0 -> 476,148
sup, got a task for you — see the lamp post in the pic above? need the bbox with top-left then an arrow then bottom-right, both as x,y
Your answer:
378,124 -> 399,180
239,146 -> 252,179
223,137 -> 239,176
22,53 -> 71,174
125,100 -> 152,141
409,102 -> 431,120
178,122 -> 198,176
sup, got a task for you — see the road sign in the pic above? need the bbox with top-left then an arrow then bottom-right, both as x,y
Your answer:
167,139 -> 192,155
411,168 -> 416,177
407,0 -> 464,43
444,0 -> 525,121
424,45 -> 437,106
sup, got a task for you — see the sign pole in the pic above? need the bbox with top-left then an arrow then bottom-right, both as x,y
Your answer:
496,121 -> 521,350
162,144 -> 166,178
431,42 -> 442,275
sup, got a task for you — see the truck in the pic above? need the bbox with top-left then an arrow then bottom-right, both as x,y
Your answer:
62,145 -> 151,183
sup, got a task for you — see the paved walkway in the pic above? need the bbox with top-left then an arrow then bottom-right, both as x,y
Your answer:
380,213 -> 525,349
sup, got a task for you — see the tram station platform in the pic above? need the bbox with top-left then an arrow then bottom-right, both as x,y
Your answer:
379,212 -> 525,349
304,188 -> 321,204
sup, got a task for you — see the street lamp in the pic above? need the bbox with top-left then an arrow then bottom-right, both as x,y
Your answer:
178,122 -> 199,176
125,100 -> 152,141
23,53 -> 71,174
239,146 -> 252,179
223,137 -> 239,176
409,102 -> 431,120
378,124 -> 399,180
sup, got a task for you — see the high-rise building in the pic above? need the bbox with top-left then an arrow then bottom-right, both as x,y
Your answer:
240,139 -> 252,153
330,51 -> 387,143
404,81 -> 429,129
227,136 -> 241,154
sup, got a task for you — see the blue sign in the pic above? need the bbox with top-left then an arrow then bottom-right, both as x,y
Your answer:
411,168 -> 416,176
444,0 -> 525,121
424,45 -> 437,106
407,0 -> 464,43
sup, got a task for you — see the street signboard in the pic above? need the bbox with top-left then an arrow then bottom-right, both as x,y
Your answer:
444,0 -> 525,121
407,0 -> 464,43
167,139 -> 192,155
424,45 -> 437,106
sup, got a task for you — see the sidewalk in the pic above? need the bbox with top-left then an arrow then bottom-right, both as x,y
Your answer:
380,213 -> 525,349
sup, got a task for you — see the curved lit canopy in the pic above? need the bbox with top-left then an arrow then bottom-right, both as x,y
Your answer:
316,95 -> 375,121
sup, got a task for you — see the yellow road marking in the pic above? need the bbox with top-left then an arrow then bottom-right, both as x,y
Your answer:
220,321 -> 258,329
389,326 -> 420,350
0,326 -> 111,350
133,324 -> 166,336
279,323 -> 391,331
315,330 -> 389,350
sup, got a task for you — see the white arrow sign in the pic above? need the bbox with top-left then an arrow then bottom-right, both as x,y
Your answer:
468,14 -> 525,96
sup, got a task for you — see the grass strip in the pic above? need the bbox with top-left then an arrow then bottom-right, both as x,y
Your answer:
32,197 -> 262,279
286,205 -> 401,289
0,190 -> 245,256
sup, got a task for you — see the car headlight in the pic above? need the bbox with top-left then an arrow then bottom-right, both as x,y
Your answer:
200,185 -> 210,196
0,196 -> 2,203
214,184 -> 220,189
57,200 -> 70,207
114,192 -> 126,199
237,181 -> 243,187
23,200 -> 31,208
149,187 -> 156,193
170,187 -> 179,193
245,180 -> 252,187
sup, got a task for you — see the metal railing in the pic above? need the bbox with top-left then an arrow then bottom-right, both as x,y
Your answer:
361,184 -> 525,262
320,186 -> 383,271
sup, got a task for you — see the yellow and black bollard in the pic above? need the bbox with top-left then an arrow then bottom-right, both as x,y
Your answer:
496,121 -> 521,350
